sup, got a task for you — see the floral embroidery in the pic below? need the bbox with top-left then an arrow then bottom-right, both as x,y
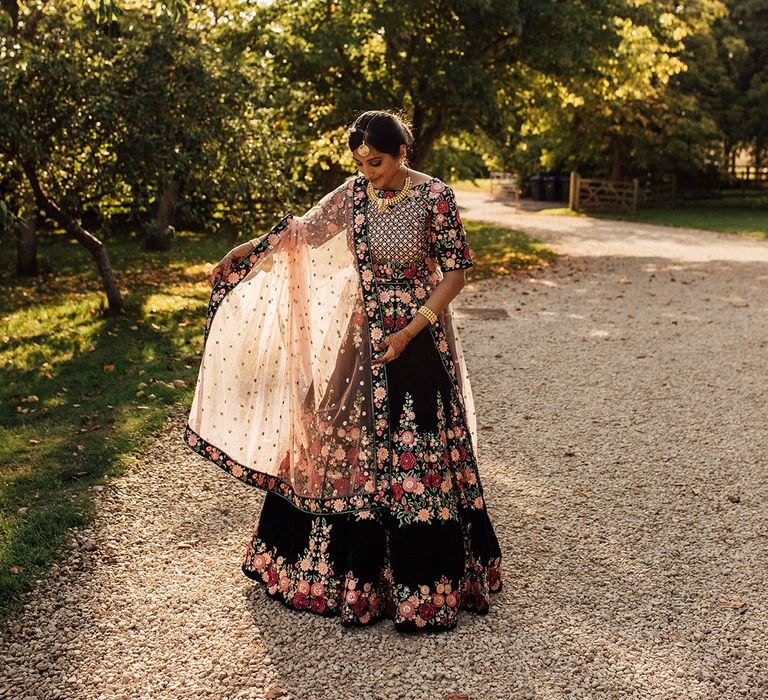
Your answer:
388,390 -> 486,527
189,174 -> 502,632
241,501 -> 502,631
243,516 -> 342,615
426,184 -> 475,271
393,577 -> 460,629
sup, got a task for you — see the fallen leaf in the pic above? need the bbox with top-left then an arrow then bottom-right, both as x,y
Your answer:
720,598 -> 746,609
28,439 -> 41,445
67,471 -> 92,481
575,491 -> 589,497
103,364 -> 116,372
266,688 -> 288,699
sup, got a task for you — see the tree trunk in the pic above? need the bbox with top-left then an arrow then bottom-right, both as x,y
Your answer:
410,103 -> 447,172
145,175 -> 180,251
610,140 -> 628,180
0,0 -> 19,35
22,160 -> 125,314
156,177 -> 179,229
15,195 -> 37,276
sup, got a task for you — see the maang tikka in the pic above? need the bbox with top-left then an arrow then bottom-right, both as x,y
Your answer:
356,115 -> 377,156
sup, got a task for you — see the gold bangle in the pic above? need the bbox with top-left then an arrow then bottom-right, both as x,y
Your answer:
417,304 -> 438,325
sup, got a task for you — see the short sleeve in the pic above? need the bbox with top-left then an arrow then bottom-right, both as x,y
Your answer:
428,183 -> 474,271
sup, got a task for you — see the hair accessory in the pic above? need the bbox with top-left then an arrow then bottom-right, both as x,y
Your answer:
356,115 -> 379,156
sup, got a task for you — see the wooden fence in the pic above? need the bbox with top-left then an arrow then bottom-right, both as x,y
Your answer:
569,171 -> 639,213
639,173 -> 677,208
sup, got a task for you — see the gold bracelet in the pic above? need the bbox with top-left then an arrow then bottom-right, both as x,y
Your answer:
417,304 -> 438,325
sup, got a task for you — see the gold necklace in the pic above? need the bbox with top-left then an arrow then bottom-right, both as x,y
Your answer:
367,169 -> 412,213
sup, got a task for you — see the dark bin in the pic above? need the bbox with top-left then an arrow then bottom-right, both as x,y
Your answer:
529,175 -> 543,200
544,175 -> 560,201
560,174 -> 571,202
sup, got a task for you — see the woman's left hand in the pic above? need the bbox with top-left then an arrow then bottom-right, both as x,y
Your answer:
372,328 -> 415,365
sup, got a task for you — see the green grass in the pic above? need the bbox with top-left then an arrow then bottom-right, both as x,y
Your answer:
464,220 -> 558,277
543,191 -> 768,239
0,230 -> 223,622
451,178 -> 495,194
0,220 -> 555,622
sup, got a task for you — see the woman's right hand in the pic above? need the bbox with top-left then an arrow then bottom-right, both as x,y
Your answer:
210,243 -> 253,288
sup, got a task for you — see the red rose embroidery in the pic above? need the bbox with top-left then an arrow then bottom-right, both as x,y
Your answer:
436,200 -> 450,213
383,315 -> 395,329
333,477 -> 349,496
395,316 -> 409,329
428,472 -> 442,487
418,601 -> 437,620
293,593 -> 309,609
310,597 -> 327,613
399,452 -> 417,470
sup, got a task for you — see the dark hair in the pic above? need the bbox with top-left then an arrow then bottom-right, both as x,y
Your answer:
346,109 -> 415,162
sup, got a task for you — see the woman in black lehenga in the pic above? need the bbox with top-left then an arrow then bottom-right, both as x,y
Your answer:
184,109 -> 502,633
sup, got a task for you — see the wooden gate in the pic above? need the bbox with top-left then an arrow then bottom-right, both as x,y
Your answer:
569,171 -> 639,213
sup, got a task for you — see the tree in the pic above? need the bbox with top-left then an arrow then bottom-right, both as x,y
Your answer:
228,0 -> 623,182
502,0 -> 730,180
0,5 -> 127,310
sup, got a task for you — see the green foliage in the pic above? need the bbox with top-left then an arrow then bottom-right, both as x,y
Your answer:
230,0 -> 622,180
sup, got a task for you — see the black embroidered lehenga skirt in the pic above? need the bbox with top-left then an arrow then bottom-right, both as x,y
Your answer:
240,285 -> 503,633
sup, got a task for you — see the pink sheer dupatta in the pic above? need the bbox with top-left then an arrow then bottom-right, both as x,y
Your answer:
184,178 -> 380,514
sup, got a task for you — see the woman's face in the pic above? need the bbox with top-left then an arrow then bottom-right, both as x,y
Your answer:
353,144 -> 406,186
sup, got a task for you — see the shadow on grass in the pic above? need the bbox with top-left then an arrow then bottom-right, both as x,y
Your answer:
464,220 -> 558,280
0,230 -> 236,621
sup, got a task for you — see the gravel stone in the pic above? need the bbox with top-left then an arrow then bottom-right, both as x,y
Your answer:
1,208 -> 767,699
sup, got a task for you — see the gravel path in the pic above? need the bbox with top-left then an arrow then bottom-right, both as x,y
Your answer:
2,198 -> 767,699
